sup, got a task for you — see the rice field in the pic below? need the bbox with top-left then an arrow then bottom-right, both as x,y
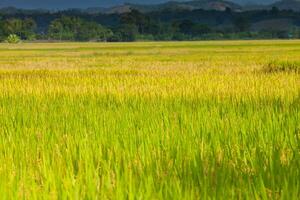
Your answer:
0,40 -> 299,199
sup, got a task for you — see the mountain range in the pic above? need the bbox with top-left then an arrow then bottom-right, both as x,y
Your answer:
1,0 -> 300,14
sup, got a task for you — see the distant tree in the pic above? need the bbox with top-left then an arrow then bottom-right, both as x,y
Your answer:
1,6 -> 300,41
0,17 -> 4,41
121,9 -> 148,33
114,24 -> 139,42
171,21 -> 181,34
172,33 -> 190,41
21,18 -> 37,40
271,6 -> 279,16
77,21 -> 113,41
48,16 -> 112,41
48,16 -> 78,40
291,27 -> 300,39
234,16 -> 250,32
216,15 -> 225,25
120,9 -> 141,25
3,18 -> 23,37
191,24 -> 212,36
179,20 -> 195,35
225,7 -> 232,15
2,18 -> 36,40
120,9 -> 162,35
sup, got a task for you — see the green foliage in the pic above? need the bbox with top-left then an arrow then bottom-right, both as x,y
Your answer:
1,9 -> 300,42
48,16 -> 113,41
111,24 -> 139,42
120,9 -> 160,35
5,34 -> 21,43
234,16 -> 250,32
192,24 -> 212,35
178,20 -> 195,35
77,22 -> 113,41
135,34 -> 155,41
264,60 -> 300,73
0,16 -> 3,40
290,27 -> 300,39
2,18 -> 36,40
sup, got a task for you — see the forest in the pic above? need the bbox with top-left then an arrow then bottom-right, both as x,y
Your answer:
0,7 -> 300,42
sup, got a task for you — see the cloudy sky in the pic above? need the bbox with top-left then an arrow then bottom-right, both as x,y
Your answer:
0,0 -> 278,9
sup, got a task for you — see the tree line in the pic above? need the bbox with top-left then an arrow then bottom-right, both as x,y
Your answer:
0,7 -> 300,42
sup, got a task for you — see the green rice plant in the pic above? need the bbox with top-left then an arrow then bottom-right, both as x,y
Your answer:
0,40 -> 299,199
264,60 -> 300,73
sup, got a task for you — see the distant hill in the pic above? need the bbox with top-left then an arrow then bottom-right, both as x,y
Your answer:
84,7 -> 106,14
244,0 -> 300,11
270,0 -> 300,11
79,0 -> 243,14
0,6 -> 49,14
1,0 -> 300,15
85,0 -> 300,14
0,7 -> 17,14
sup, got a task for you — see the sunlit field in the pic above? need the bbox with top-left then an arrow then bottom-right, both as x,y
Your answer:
0,41 -> 299,199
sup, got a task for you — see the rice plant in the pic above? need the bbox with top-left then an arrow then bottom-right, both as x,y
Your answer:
0,40 -> 299,199
264,60 -> 300,73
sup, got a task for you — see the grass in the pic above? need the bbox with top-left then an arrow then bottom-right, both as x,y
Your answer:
0,40 -> 300,199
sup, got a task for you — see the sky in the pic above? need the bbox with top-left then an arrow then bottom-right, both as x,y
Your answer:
0,0 -> 278,9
